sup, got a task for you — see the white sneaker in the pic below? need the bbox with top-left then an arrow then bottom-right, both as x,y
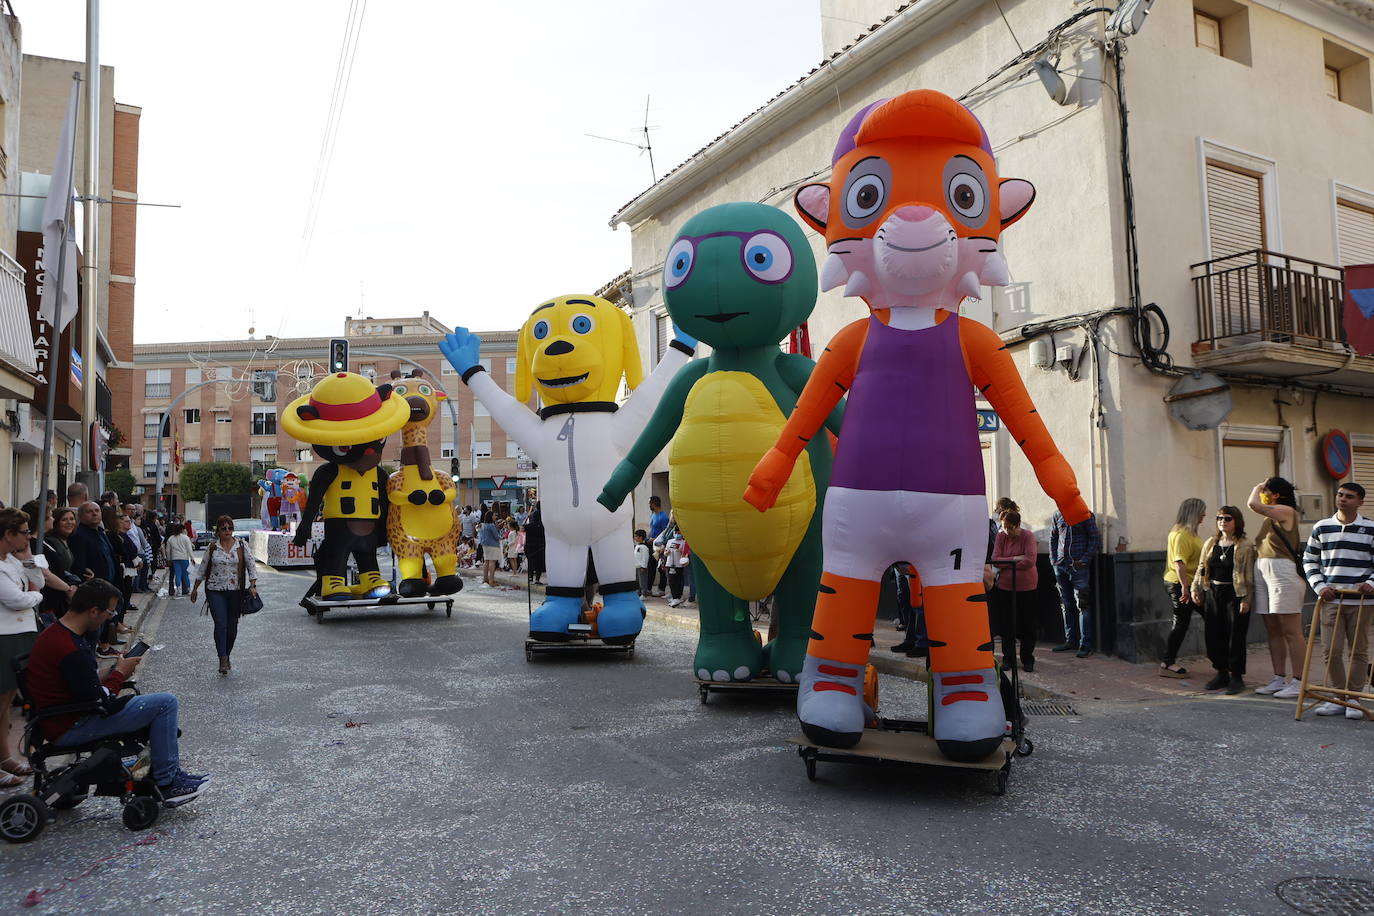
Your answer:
667,598 -> 682,608
1273,680 -> 1302,699
1314,701 -> 1344,716
1255,675 -> 1287,695
1345,705 -> 1369,720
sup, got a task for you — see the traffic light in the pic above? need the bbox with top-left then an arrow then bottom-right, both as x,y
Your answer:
328,339 -> 349,373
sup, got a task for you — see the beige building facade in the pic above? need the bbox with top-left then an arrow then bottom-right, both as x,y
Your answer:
132,315 -> 535,516
610,0 -> 1374,659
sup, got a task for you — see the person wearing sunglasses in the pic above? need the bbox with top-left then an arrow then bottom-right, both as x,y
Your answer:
1190,506 -> 1256,694
0,507 -> 43,786
190,515 -> 258,676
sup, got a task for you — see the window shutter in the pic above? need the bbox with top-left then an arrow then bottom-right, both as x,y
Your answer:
1206,161 -> 1265,257
1337,200 -> 1374,266
1352,446 -> 1374,495
655,312 -> 670,364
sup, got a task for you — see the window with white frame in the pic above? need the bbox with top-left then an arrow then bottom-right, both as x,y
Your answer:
144,368 -> 171,399
251,407 -> 276,436
185,368 -> 202,386
252,369 -> 277,402
184,408 -> 200,425
213,447 -> 231,461
209,366 -> 233,380
182,448 -> 201,464
250,447 -> 275,468
441,363 -> 458,375
474,440 -> 491,458
506,438 -> 524,458
216,414 -> 233,424
441,445 -> 455,458
142,448 -> 169,478
296,448 -> 312,462
505,357 -> 517,376
143,414 -> 169,439
1336,191 -> 1374,266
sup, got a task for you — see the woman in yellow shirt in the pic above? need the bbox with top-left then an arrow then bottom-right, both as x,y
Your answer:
1160,497 -> 1206,677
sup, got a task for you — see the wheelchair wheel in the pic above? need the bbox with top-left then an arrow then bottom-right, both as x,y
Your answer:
0,793 -> 48,843
122,796 -> 159,831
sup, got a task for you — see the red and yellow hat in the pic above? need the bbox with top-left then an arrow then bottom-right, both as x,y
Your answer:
281,371 -> 410,446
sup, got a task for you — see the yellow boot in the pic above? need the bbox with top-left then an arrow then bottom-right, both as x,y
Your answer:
320,575 -> 353,602
356,570 -> 392,599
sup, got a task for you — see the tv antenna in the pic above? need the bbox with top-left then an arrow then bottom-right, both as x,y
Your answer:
585,95 -> 658,183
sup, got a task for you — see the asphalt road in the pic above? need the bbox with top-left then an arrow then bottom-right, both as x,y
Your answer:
2,564 -> 1370,915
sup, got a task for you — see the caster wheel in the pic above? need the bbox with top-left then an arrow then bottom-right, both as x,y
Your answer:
315,611 -> 325,625
699,686 -> 709,705
626,645 -> 635,659
805,756 -> 817,782
122,796 -> 159,831
995,770 -> 1009,796
445,606 -> 453,619
427,602 -> 436,610
0,794 -> 48,843
525,649 -> 534,663
1016,738 -> 1034,757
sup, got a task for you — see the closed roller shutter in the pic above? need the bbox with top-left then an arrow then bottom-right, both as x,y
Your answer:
1337,199 -> 1374,266
1206,161 -> 1265,257
1205,161 -> 1267,340
1352,445 -> 1374,495
654,311 -> 670,364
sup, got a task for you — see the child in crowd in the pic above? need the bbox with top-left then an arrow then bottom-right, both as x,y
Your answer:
633,529 -> 652,597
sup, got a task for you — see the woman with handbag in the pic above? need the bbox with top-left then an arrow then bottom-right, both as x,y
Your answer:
1246,478 -> 1308,699
1190,506 -> 1256,694
189,514 -> 259,676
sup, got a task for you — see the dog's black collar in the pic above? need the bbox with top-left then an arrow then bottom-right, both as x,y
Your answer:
538,401 -> 618,420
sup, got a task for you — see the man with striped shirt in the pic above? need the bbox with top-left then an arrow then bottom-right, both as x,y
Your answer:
1302,482 -> 1374,718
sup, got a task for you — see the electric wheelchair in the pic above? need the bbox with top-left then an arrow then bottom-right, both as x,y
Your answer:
0,654 -> 181,843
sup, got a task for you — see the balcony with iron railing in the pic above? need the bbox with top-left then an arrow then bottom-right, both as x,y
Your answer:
1191,249 -> 1374,390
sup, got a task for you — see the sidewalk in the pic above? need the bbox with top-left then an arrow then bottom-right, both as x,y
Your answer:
462,564 -> 1295,707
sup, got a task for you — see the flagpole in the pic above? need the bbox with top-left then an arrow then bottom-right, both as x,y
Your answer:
80,0 -> 101,492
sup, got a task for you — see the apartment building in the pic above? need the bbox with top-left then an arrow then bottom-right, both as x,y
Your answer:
610,0 -> 1374,660
12,52 -> 138,502
131,314 -> 535,512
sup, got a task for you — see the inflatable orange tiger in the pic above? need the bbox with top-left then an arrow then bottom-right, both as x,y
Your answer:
745,90 -> 1090,761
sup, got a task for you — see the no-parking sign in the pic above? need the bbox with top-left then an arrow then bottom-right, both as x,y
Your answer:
1321,429 -> 1352,479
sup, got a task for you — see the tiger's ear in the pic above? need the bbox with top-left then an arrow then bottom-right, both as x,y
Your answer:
616,307 -> 644,392
999,178 -> 1036,228
794,183 -> 830,233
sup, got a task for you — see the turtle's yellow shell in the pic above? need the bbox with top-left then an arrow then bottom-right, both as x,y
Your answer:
669,371 -> 815,600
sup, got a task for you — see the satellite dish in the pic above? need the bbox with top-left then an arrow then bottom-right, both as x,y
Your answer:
1164,371 -> 1232,430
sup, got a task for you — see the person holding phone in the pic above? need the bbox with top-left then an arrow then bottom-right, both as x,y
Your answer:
26,578 -> 208,803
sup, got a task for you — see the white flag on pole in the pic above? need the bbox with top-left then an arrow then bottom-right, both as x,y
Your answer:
39,79 -> 79,333
470,422 -> 479,472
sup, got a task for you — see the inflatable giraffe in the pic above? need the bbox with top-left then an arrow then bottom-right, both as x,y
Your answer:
385,370 -> 464,598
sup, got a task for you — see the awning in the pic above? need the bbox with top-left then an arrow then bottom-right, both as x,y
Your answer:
0,249 -> 38,386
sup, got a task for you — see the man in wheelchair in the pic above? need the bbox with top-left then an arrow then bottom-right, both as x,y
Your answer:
25,579 -> 208,804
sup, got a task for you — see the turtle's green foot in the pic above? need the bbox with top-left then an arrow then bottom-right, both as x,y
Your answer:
764,635 -> 809,684
694,630 -> 765,682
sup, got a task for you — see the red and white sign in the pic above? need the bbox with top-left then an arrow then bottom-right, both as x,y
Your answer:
490,475 -> 507,488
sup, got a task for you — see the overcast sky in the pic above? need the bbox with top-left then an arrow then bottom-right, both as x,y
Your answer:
18,2 -> 824,343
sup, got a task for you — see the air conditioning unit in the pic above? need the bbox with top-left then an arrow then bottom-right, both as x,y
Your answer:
1298,493 -> 1325,521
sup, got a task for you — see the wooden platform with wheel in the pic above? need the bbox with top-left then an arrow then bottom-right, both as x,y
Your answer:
525,623 -> 635,661
301,593 -> 455,624
696,675 -> 798,705
788,717 -> 1032,795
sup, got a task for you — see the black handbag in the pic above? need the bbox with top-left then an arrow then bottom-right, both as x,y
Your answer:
235,542 -> 263,615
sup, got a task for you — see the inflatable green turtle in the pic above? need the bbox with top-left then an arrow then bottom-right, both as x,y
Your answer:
598,201 -> 840,682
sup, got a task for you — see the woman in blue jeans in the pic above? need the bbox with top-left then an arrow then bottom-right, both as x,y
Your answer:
189,515 -> 257,676
162,522 -> 195,597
